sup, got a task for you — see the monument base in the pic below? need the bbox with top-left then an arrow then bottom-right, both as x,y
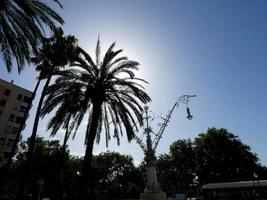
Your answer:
141,192 -> 167,200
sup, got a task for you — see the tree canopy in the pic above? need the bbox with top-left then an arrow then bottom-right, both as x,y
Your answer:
157,139 -> 195,192
157,127 -> 266,193
42,38 -> 151,199
195,127 -> 259,184
1,137 -> 145,200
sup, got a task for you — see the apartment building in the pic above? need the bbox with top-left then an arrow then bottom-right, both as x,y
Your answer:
0,79 -> 33,161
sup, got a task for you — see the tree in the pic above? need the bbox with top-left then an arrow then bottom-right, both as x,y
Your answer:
41,72 -> 85,151
45,38 -> 151,200
157,128 -> 266,194
2,139 -> 145,200
169,139 -> 196,191
157,139 -> 196,192
17,29 -> 78,199
194,127 -> 259,184
0,0 -> 64,72
157,154 -> 176,192
1,137 -> 68,200
0,77 -> 41,196
92,151 -> 142,199
40,76 -> 85,199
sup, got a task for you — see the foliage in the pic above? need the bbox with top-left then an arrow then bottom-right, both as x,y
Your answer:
16,28 -> 79,199
44,38 -> 151,199
2,137 -> 67,199
157,127 -> 266,194
92,151 -> 144,199
0,0 -> 64,72
32,28 -> 78,80
157,139 -> 195,192
2,128 -> 267,199
195,127 -> 259,184
1,137 -> 145,200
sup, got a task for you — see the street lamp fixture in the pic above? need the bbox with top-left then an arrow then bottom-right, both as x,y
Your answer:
186,106 -> 193,120
134,95 -> 196,200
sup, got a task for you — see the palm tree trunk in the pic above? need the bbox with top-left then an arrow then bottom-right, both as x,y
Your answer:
0,79 -> 41,196
79,103 -> 102,200
17,75 -> 52,199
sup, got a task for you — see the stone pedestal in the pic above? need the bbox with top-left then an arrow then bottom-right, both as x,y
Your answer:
141,157 -> 167,200
141,192 -> 167,200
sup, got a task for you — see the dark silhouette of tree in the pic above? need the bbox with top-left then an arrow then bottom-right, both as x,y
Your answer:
45,38 -> 151,199
17,28 -> 78,199
0,0 -> 64,72
1,137 -> 67,199
1,137 -> 146,200
157,154 -> 175,192
194,127 -> 259,184
169,139 -> 196,191
92,151 -> 142,199
0,79 -> 41,196
157,128 -> 265,194
40,77 -> 85,199
2,129 -> 267,199
157,139 -> 196,192
41,73 -> 85,151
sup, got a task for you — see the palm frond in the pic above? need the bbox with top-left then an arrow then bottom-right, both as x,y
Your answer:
42,39 -> 150,149
0,0 -> 64,72
95,35 -> 101,66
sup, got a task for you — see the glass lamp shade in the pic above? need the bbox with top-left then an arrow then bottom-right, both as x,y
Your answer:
186,107 -> 193,120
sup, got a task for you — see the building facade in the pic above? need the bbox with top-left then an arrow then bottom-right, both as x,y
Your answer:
0,79 -> 32,162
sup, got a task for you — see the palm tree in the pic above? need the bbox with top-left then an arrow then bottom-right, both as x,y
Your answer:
0,0 -> 64,72
41,74 -> 85,150
16,28 -> 78,199
45,39 -> 151,199
40,76 -> 85,199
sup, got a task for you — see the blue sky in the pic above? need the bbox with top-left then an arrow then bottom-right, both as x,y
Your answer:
1,0 -> 267,165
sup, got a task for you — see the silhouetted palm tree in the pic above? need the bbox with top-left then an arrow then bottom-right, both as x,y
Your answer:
16,28 -> 78,199
0,0 -> 64,72
46,39 -> 151,199
41,75 -> 85,150
40,76 -> 85,199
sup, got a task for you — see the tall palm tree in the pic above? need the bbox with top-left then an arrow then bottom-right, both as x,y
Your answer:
46,39 -> 151,200
41,74 -> 85,150
16,28 -> 78,199
0,0 -> 64,72
40,75 -> 85,199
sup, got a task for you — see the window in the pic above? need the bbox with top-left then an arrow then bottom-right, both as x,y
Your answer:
4,89 -> 11,96
12,127 -> 19,135
8,114 -> 15,122
13,104 -> 18,111
23,96 -> 31,104
4,125 -> 12,133
7,139 -> 15,147
19,105 -> 27,113
15,116 -> 24,124
17,94 -> 23,101
0,99 -> 7,107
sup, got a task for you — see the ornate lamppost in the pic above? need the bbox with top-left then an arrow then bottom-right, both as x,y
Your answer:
134,95 -> 196,200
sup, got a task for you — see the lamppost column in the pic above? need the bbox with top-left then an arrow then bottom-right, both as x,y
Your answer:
139,95 -> 196,200
143,106 -> 164,196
